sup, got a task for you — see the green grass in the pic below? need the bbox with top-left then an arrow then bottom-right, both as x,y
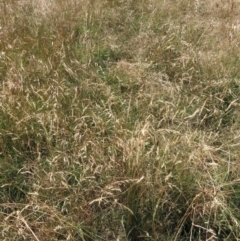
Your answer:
1,0 -> 240,240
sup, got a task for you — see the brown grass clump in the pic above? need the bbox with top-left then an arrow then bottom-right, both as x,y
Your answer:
1,0 -> 240,240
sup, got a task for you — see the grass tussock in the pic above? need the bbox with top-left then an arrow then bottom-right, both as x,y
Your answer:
1,0 -> 240,240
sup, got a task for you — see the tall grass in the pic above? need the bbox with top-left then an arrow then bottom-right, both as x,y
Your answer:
1,0 -> 240,240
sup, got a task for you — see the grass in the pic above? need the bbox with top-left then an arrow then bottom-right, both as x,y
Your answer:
1,0 -> 240,240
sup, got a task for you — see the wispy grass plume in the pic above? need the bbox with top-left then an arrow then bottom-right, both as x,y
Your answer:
1,0 -> 240,240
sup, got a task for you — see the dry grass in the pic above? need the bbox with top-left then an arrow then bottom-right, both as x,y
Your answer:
1,0 -> 240,240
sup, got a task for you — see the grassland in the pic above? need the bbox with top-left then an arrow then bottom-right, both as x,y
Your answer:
1,0 -> 240,240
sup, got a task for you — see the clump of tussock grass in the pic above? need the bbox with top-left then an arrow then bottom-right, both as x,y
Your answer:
1,0 -> 240,240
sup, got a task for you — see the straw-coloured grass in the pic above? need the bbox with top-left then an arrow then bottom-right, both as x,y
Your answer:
1,0 -> 240,240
